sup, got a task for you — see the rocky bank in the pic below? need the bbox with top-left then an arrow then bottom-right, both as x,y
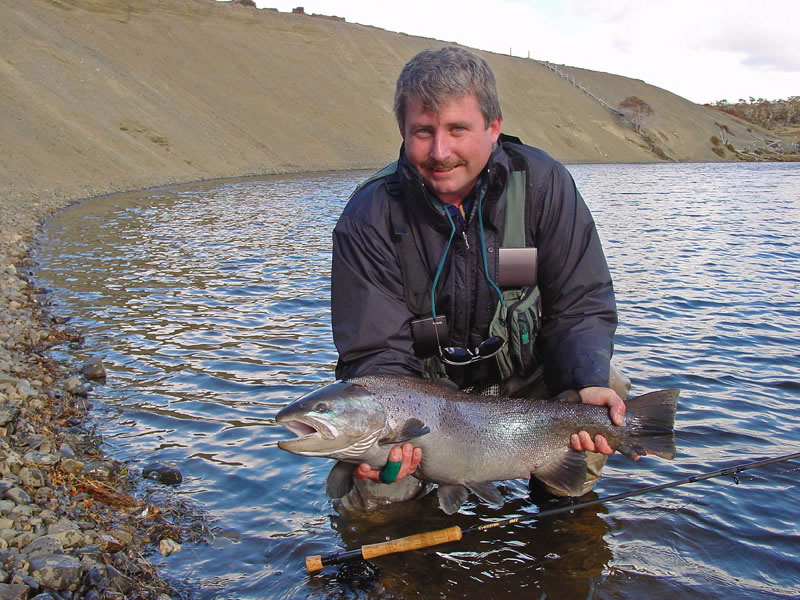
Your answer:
0,235 -> 199,598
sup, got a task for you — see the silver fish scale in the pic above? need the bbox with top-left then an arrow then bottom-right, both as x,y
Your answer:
356,375 -> 623,485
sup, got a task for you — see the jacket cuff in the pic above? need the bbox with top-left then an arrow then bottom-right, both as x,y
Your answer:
549,338 -> 612,391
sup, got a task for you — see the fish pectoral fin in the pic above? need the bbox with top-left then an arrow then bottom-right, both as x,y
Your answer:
437,484 -> 470,515
465,481 -> 504,507
325,461 -> 356,499
532,449 -> 588,496
377,418 -> 431,446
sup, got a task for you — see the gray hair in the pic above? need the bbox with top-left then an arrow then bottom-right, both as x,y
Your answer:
393,46 -> 502,131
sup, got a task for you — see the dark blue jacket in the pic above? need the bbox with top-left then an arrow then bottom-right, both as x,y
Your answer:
331,137 -> 616,394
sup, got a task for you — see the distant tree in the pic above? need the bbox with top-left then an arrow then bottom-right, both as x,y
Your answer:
710,97 -> 800,129
618,96 -> 654,133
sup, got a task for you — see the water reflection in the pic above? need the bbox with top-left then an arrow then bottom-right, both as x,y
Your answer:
33,163 -> 800,598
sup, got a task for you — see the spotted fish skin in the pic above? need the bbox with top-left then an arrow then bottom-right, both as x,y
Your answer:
276,375 -> 678,514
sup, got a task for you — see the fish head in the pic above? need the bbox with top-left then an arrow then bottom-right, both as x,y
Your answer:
276,380 -> 387,460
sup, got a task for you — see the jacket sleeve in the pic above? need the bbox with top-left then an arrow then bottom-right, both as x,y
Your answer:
331,190 -> 425,380
534,162 -> 617,393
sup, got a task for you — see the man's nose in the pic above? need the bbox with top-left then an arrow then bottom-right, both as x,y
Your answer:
429,133 -> 451,161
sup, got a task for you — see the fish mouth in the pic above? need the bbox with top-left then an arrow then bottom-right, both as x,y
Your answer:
276,415 -> 338,453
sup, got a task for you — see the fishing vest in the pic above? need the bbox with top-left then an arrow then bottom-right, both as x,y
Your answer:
353,137 -> 542,384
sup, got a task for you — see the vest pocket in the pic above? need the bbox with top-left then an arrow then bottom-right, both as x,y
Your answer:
489,286 -> 542,381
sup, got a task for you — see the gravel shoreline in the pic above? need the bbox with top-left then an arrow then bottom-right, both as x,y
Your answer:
0,191 -> 194,599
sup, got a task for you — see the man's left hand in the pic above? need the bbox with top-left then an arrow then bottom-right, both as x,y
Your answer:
570,386 -> 626,456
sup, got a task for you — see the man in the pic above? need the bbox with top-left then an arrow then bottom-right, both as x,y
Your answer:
331,47 -> 627,504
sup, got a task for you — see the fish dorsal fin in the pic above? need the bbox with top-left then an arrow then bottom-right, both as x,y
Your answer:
378,418 -> 430,446
438,484 -> 470,515
532,449 -> 588,496
464,481 -> 504,507
325,460 -> 356,499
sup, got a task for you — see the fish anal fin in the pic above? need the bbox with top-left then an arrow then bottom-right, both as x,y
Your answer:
465,481 -> 504,507
438,484 -> 469,515
326,460 -> 356,499
532,449 -> 588,496
378,418 -> 430,446
616,441 -> 648,460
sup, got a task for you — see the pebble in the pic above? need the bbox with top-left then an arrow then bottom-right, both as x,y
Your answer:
80,357 -> 106,381
63,378 -> 86,397
142,462 -> 183,485
0,583 -> 29,600
158,539 -> 181,557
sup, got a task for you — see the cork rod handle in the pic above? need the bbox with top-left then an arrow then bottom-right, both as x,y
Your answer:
305,525 -> 463,572
362,525 -> 463,560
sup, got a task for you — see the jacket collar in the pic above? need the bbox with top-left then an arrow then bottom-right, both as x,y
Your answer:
396,140 -> 511,233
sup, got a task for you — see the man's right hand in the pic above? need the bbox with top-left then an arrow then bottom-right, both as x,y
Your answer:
354,442 -> 422,483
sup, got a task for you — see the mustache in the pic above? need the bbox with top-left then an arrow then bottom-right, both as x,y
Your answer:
421,158 -> 466,171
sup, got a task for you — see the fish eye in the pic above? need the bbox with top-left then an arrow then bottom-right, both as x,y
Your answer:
315,403 -> 329,413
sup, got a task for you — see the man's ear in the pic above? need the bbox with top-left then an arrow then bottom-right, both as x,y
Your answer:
489,117 -> 503,143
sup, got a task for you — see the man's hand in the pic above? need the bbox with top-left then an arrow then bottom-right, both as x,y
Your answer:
354,442 -> 422,483
570,386 -> 627,456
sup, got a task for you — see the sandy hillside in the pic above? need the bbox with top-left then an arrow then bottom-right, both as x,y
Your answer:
0,0 -> 777,245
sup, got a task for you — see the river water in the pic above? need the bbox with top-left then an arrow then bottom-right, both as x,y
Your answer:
33,162 -> 800,599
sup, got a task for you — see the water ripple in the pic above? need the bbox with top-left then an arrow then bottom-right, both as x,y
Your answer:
34,163 -> 800,599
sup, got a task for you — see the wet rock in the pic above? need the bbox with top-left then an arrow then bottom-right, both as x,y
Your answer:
4,489 -> 30,506
0,443 -> 23,475
80,358 -> 106,382
57,460 -> 82,476
23,535 -> 64,558
20,453 -> 57,468
158,539 -> 180,557
141,462 -> 182,486
85,566 -> 103,587
102,564 -> 133,595
18,468 -> 44,490
107,529 -> 132,547
82,462 -> 112,480
9,532 -> 35,549
97,534 -> 124,554
0,583 -> 29,600
9,505 -> 34,518
0,409 -> 19,428
56,445 -> 74,461
29,554 -> 83,591
46,521 -> 81,549
10,572 -> 38,591
62,378 -> 86,397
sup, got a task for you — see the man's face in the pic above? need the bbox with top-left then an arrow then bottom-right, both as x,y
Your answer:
401,92 -> 502,206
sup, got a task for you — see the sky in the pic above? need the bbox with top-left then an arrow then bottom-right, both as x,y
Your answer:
250,0 -> 799,105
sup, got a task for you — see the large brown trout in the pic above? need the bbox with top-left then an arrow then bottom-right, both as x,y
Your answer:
276,375 -> 678,514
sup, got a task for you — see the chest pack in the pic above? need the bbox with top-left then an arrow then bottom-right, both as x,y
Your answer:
353,137 -> 542,383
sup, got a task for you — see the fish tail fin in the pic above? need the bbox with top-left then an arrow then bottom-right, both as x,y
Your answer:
619,389 -> 679,460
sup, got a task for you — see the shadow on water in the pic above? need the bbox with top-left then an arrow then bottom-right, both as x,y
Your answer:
33,163 -> 800,599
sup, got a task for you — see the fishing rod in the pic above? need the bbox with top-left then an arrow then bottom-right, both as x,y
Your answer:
305,450 -> 800,572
